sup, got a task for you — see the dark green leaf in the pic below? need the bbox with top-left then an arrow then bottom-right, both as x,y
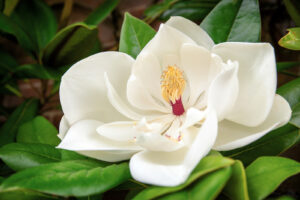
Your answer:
144,0 -> 179,21
200,0 -> 260,43
42,22 -> 98,67
0,160 -> 131,197
223,160 -> 249,200
3,0 -> 19,15
85,0 -> 119,25
119,13 -> 156,58
246,156 -> 300,200
10,0 -> 57,52
159,167 -> 232,200
0,188 -> 57,200
17,116 -> 60,146
277,61 -> 300,72
0,49 -> 18,75
0,99 -> 39,147
283,0 -> 300,27
278,28 -> 300,50
290,103 -> 300,128
132,155 -> 234,200
14,64 -> 61,80
277,77 -> 300,108
221,124 -> 300,166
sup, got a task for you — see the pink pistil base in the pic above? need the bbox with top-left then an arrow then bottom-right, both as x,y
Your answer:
171,98 -> 185,116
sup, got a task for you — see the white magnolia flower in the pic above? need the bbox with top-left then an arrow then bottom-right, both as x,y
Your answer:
57,16 -> 291,186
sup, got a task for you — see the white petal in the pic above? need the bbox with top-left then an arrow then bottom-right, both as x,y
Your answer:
57,119 -> 141,162
60,52 -> 134,125
213,42 -> 276,126
130,110 -> 218,186
179,107 -> 206,131
213,95 -> 292,151
207,61 -> 239,121
58,116 -> 69,140
166,16 -> 214,50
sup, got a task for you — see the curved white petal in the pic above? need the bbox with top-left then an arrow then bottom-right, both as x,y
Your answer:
207,61 -> 239,121
179,107 -> 205,131
58,116 -> 69,140
130,110 -> 218,186
212,42 -> 276,126
57,119 -> 141,162
213,95 -> 292,151
60,52 -> 134,125
166,16 -> 214,50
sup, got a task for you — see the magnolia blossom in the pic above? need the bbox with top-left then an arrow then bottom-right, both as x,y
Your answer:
57,16 -> 291,186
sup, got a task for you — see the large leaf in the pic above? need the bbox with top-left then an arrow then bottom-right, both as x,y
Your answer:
42,22 -> 98,67
0,160 -> 131,197
10,0 -> 57,52
132,155 -> 234,200
85,0 -> 119,25
0,188 -> 56,200
246,156 -> 300,200
221,124 -> 300,166
290,103 -> 300,128
0,99 -> 39,147
200,0 -> 260,43
278,28 -> 300,50
223,160 -> 249,200
119,13 -> 156,58
277,77 -> 300,108
158,167 -> 232,200
17,116 -> 60,146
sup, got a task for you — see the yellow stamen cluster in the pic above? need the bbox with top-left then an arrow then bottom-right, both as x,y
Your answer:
161,66 -> 186,104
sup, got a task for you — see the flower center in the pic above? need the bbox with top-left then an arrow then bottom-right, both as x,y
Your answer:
161,66 -> 185,116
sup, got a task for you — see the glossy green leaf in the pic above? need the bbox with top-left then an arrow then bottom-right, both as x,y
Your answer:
42,22 -> 98,67
159,167 -> 232,200
277,77 -> 300,108
200,0 -> 260,43
132,155 -> 234,200
278,28 -> 300,50
0,99 -> 39,147
0,160 -> 131,197
119,13 -> 156,58
246,156 -> 300,200
0,188 -> 56,200
221,124 -> 300,166
277,61 -> 300,72
17,116 -> 60,146
223,160 -> 249,200
290,103 -> 300,128
10,0 -> 57,52
85,0 -> 119,25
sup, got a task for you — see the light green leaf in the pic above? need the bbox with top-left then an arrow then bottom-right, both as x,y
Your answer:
0,160 -> 131,197
0,99 -> 39,147
17,116 -> 60,146
277,77 -> 300,108
132,155 -> 234,200
290,103 -> 300,128
42,22 -> 98,67
223,160 -> 249,200
246,156 -> 300,200
200,0 -> 260,43
278,28 -> 300,50
119,13 -> 156,58
85,0 -> 119,26
221,124 -> 300,166
159,167 -> 232,200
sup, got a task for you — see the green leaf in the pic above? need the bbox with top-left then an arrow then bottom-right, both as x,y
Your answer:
144,0 -> 179,21
278,28 -> 300,50
132,155 -> 234,200
119,13 -> 156,58
85,0 -> 119,25
223,160 -> 249,200
277,77 -> 300,108
290,103 -> 300,128
17,116 -> 60,146
0,99 -> 39,147
0,160 -> 131,197
221,124 -> 300,166
42,22 -> 98,67
10,0 -> 57,52
0,188 -> 57,200
200,0 -> 260,43
14,64 -> 61,80
0,49 -> 18,75
246,156 -> 300,200
277,61 -> 300,72
159,167 -> 232,200
3,0 -> 19,16
283,0 -> 300,27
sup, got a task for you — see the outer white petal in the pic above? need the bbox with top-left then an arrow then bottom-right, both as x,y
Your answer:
213,42 -> 276,126
166,16 -> 215,50
213,95 -> 292,151
57,119 -> 141,162
129,110 -> 218,186
58,116 -> 69,140
60,52 -> 134,125
207,61 -> 239,121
